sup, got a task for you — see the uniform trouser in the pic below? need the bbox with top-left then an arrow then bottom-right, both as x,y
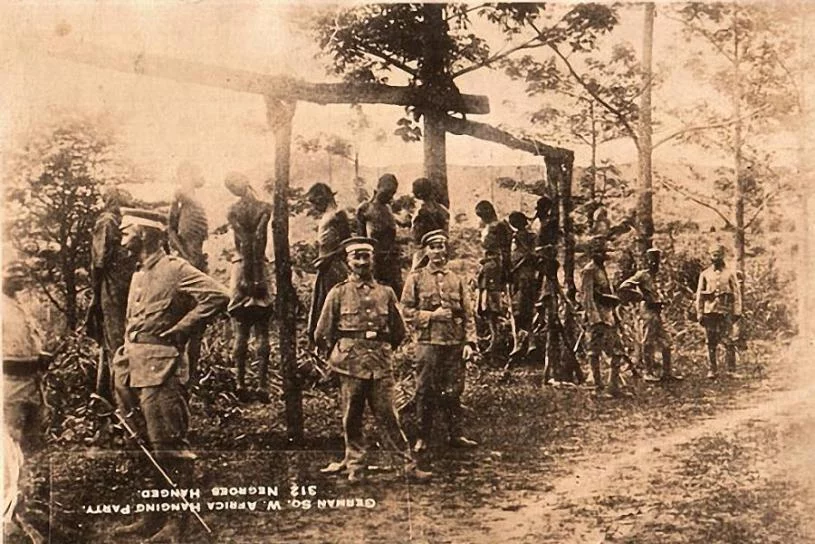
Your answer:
136,377 -> 195,490
641,309 -> 672,376
415,344 -> 466,442
3,376 -> 44,451
231,310 -> 271,388
338,374 -> 412,473
701,314 -> 736,372
587,323 -> 623,392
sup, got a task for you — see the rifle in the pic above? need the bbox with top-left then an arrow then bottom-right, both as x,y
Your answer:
88,393 -> 212,535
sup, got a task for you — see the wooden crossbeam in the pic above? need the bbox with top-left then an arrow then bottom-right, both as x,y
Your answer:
442,115 -> 573,161
42,39 -> 490,114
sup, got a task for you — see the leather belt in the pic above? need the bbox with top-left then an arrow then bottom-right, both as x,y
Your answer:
129,332 -> 176,346
336,330 -> 388,342
3,357 -> 47,376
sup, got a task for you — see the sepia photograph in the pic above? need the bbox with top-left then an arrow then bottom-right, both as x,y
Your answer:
1,1 -> 814,542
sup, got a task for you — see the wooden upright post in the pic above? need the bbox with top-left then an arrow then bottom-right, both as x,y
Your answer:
265,96 -> 303,443
424,113 -> 449,208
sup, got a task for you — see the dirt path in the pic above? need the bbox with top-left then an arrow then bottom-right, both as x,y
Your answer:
475,339 -> 815,543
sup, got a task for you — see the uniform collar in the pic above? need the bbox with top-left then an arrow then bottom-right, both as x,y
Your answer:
426,263 -> 448,274
140,250 -> 165,271
349,274 -> 376,288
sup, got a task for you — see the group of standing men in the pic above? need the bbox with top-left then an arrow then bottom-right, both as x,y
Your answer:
3,165 -> 746,542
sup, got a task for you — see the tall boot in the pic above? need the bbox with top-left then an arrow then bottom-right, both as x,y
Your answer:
112,476 -> 162,538
147,459 -> 193,543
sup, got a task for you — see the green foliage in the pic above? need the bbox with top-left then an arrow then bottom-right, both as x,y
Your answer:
312,3 -> 619,141
4,112 -> 136,329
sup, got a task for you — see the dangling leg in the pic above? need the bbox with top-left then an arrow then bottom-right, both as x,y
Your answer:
231,318 -> 251,393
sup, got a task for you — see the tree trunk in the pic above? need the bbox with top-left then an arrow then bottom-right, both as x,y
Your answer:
265,96 -> 303,443
733,7 -> 745,273
560,158 -> 577,299
590,101 -> 598,203
636,2 -> 656,257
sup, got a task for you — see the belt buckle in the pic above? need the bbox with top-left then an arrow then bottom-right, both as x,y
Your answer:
364,331 -> 377,339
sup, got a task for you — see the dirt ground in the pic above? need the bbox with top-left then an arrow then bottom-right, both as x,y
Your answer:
8,336 -> 815,543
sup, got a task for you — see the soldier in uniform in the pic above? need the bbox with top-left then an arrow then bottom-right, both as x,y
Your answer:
167,162 -> 210,381
695,244 -> 742,379
224,172 -> 275,398
410,177 -> 449,270
88,188 -> 137,400
507,212 -> 538,350
3,259 -> 50,544
314,237 -> 431,483
619,248 -> 683,382
306,182 -> 352,344
475,200 -> 512,357
357,173 -> 403,296
401,230 -> 478,454
580,236 -> 628,398
112,209 -> 228,541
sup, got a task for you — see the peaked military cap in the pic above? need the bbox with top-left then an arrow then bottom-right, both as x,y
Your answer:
342,236 -> 376,254
421,229 -> 447,247
121,208 -> 167,231
645,247 -> 662,256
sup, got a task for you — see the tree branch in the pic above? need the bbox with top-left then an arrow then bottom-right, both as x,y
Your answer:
358,43 -> 419,77
653,103 -> 772,149
452,36 -> 546,79
744,189 -> 779,229
548,44 -> 640,152
32,272 -> 66,313
663,13 -> 736,65
657,177 -> 733,228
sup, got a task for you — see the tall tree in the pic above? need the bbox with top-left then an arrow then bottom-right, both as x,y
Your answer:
4,112 -> 136,329
312,3 -> 618,206
668,3 -> 800,272
637,3 -> 655,254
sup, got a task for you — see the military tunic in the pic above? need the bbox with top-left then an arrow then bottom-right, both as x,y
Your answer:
114,252 -> 228,458
580,261 -> 623,357
3,294 -> 45,450
314,276 -> 412,472
696,264 -> 742,371
401,264 -> 475,443
620,269 -> 670,351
